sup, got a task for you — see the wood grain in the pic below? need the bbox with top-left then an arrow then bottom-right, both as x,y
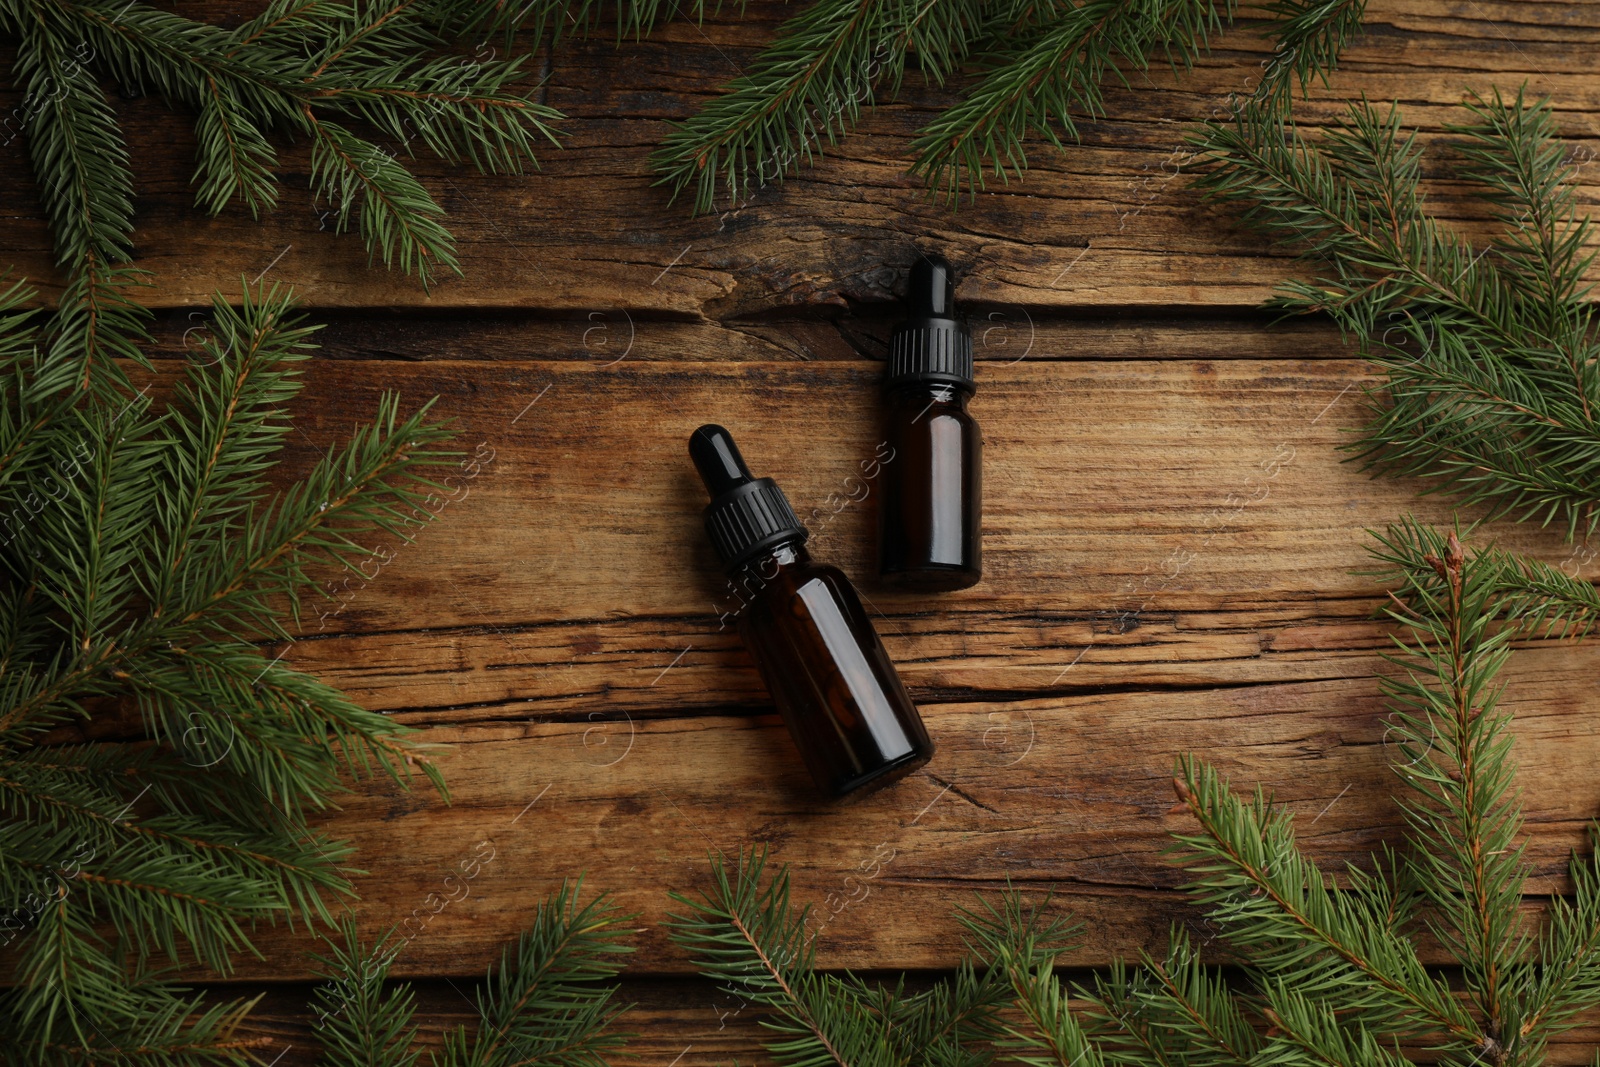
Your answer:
183,309 -> 1356,365
5,0 -> 1600,1056
234,355 -> 1575,639
180,639 -> 1597,984
1,0 -> 1596,312
70,353 -> 1585,987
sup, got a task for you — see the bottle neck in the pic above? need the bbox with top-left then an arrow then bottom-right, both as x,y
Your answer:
887,380 -> 971,409
729,538 -> 810,584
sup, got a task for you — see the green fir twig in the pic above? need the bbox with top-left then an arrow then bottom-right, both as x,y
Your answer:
2,0 -> 565,374
670,522 -> 1600,1067
309,883 -> 633,1067
1191,89 -> 1600,538
645,0 -> 1367,210
0,277 -> 454,1064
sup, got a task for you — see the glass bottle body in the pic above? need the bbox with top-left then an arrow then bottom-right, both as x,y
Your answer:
733,542 -> 933,800
878,383 -> 982,590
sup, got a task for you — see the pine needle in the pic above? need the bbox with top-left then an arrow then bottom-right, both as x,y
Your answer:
1191,90 -> 1600,538
0,279 -> 455,1063
7,0 -> 567,359
677,524 -> 1600,1067
645,0 -> 1367,211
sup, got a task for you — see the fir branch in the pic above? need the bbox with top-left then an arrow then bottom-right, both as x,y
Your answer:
7,301 -> 460,727
650,0 -> 927,214
1521,828 -> 1600,1057
1003,958 -> 1105,1067
194,79 -> 281,218
147,283 -> 314,620
12,4 -> 135,283
671,851 -> 1084,1067
303,0 -> 436,80
5,899 -> 268,1065
1191,91 -> 1600,536
1373,523 -> 1531,1058
0,276 -> 81,488
684,525 -> 1600,1067
670,853 -> 1102,1067
43,265 -> 154,388
0,748 -> 350,929
1250,0 -> 1365,110
306,112 -> 459,285
312,54 -> 563,176
648,0 -> 1366,209
971,893 -> 1100,1067
29,398 -> 165,653
127,643 -> 347,813
10,0 -> 1371,295
952,890 -> 1082,1066
33,991 -> 269,1067
1192,96 -> 1519,342
52,0 -> 290,116
878,962 -> 1015,1067
302,886 -> 633,1067
225,0 -> 343,54
183,385 -> 455,638
666,847 -> 890,1067
1253,984 -> 1411,1067
0,364 -> 454,743
12,842 -> 269,972
436,877 -> 634,1067
0,280 -> 454,1064
908,0 -> 1226,201
309,915 -> 422,1067
8,0 -> 570,352
10,5 -> 149,381
1170,755 -> 1483,1048
513,0 -> 711,47
1081,929 -> 1260,1067
1370,517 -> 1600,640
1453,87 -> 1597,344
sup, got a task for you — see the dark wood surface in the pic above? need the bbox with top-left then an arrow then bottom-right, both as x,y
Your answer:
5,0 -> 1600,1060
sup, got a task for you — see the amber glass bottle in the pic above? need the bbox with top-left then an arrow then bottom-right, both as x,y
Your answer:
690,424 -> 934,800
879,253 -> 982,591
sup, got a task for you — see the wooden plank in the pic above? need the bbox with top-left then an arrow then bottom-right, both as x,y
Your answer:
208,355 -> 1586,642
200,639 -> 1600,981
275,603 -> 1390,723
0,0 -> 1595,1040
2,0 -> 1596,311
13,352 -> 1582,986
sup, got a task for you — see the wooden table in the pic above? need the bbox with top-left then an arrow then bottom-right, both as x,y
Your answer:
6,0 -> 1600,1061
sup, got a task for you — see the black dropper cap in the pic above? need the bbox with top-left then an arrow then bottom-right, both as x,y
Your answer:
690,424 -> 808,571
887,252 -> 973,391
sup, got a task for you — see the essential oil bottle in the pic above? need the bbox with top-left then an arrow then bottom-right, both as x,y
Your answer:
878,252 -> 982,591
690,424 -> 935,800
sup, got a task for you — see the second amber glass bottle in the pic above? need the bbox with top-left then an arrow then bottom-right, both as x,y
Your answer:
690,424 -> 934,800
878,253 -> 983,591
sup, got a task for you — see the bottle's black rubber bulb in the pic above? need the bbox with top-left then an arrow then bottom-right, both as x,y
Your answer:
690,424 -> 754,497
908,253 -> 956,319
